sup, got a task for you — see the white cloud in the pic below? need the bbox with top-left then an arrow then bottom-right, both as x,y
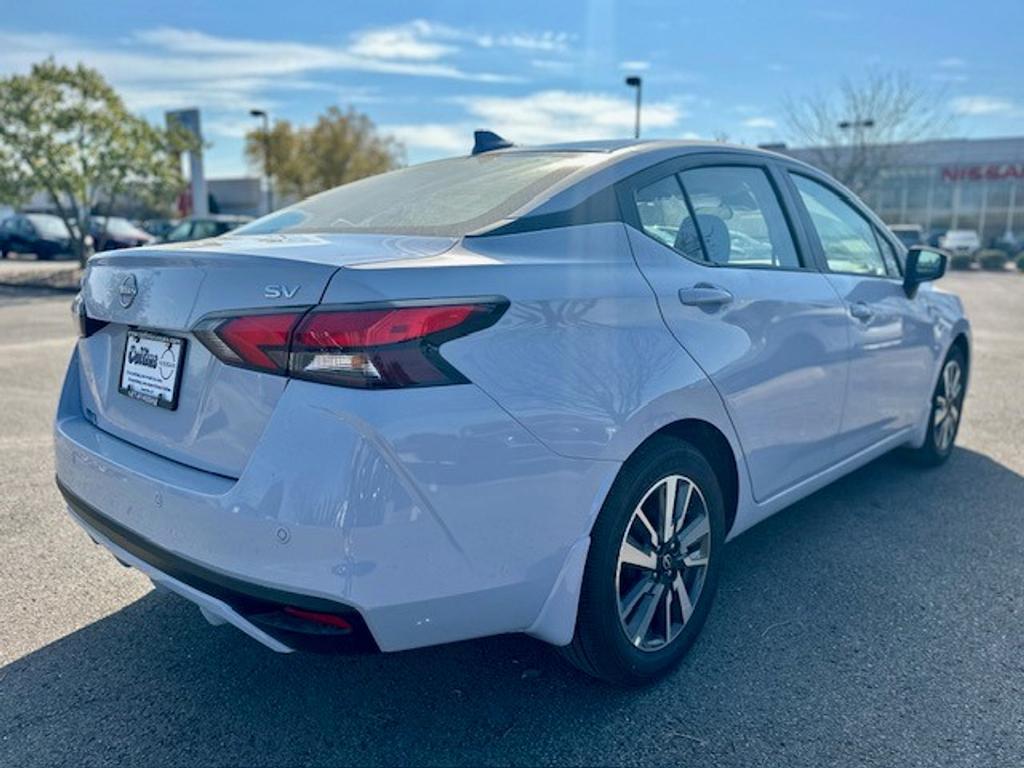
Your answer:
950,95 -> 1015,115
742,116 -> 777,129
347,21 -> 457,61
385,89 -> 687,155
938,57 -> 967,69
479,31 -> 572,52
0,24 -> 525,117
619,60 -> 650,72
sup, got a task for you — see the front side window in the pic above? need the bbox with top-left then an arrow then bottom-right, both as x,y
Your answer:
876,231 -> 902,275
679,166 -> 800,268
791,174 -> 889,277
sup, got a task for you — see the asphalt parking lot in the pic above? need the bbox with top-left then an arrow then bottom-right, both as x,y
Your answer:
1,272 -> 1022,767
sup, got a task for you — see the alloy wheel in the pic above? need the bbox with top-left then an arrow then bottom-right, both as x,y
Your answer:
934,358 -> 964,452
615,474 -> 712,652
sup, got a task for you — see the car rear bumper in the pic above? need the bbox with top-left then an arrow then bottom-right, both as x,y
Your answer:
54,347 -> 617,653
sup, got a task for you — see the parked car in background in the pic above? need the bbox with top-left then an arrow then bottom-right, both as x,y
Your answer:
159,215 -> 253,244
0,213 -> 73,260
939,229 -> 981,256
140,218 -> 179,240
56,139 -> 969,685
90,216 -> 156,251
991,232 -> 1019,255
890,224 -> 924,249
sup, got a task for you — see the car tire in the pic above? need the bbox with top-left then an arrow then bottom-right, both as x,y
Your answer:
562,435 -> 726,685
907,346 -> 967,467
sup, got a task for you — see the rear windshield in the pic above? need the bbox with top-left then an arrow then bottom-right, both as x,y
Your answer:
233,152 -> 601,237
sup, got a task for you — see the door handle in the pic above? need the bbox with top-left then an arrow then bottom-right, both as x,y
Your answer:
849,301 -> 873,321
678,284 -> 733,307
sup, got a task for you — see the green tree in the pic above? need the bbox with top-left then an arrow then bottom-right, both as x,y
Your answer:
245,106 -> 403,202
0,59 -> 192,266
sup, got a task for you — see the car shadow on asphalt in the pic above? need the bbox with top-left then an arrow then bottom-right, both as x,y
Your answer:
3,446 -> 1023,766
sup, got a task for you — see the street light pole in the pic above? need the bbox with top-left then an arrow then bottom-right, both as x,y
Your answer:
249,109 -> 272,214
625,76 -> 643,139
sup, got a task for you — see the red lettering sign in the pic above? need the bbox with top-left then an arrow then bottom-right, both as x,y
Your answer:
941,164 -> 1024,182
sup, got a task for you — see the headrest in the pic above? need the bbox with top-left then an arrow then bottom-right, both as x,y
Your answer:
675,214 -> 730,264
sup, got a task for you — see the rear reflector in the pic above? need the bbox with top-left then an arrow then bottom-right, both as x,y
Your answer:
282,606 -> 353,631
194,299 -> 507,388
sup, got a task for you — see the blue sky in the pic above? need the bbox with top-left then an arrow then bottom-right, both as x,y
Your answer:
2,0 -> 1022,177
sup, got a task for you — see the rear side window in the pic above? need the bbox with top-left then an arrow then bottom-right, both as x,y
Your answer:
633,175 -> 699,258
679,166 -> 800,268
791,174 -> 890,277
235,152 -> 603,237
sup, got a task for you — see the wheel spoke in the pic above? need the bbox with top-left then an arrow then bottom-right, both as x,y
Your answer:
949,366 -> 962,400
683,550 -> 709,568
662,478 -> 678,544
620,575 -> 656,618
672,573 -> 693,623
678,514 -> 710,549
631,583 -> 665,646
619,540 -> 657,570
674,481 -> 696,536
634,507 -> 659,548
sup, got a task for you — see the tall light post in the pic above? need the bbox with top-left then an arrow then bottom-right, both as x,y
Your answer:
249,109 -> 272,214
625,76 -> 642,139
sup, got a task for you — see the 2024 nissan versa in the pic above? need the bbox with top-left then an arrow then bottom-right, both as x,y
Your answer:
55,137 -> 970,684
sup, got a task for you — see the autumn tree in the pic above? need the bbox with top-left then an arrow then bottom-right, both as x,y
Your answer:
245,106 -> 403,202
784,71 -> 950,196
0,59 -> 193,266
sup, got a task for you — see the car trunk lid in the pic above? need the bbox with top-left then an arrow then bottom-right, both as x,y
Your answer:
76,234 -> 456,477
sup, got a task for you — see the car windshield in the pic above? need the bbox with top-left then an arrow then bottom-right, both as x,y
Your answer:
26,214 -> 70,239
233,152 -> 602,237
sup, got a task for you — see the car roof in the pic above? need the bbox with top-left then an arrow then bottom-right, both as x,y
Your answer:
498,138 -> 795,162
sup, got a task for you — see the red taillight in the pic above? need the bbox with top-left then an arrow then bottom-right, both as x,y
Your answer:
195,312 -> 303,373
194,300 -> 507,388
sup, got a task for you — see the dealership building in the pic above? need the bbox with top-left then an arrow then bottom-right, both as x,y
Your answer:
779,135 -> 1024,248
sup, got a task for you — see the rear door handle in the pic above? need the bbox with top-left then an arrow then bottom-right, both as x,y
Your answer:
678,284 -> 733,307
849,301 -> 873,321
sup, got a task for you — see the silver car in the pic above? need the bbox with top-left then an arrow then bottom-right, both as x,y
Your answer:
56,139 -> 969,684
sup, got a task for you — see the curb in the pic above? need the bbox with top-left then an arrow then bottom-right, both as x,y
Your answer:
0,281 -> 80,294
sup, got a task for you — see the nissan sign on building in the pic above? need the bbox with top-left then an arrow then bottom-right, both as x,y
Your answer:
781,136 -> 1024,249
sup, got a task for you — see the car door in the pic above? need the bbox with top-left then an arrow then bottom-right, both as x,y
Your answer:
13,216 -> 34,253
786,171 -> 936,458
621,155 -> 851,502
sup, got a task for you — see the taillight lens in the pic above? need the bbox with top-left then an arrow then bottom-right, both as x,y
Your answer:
291,302 -> 506,388
194,300 -> 507,388
194,311 -> 303,374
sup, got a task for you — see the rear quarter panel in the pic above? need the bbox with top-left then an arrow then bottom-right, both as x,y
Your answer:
324,221 -> 747,491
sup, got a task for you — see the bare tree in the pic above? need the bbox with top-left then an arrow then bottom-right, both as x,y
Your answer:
783,71 -> 951,196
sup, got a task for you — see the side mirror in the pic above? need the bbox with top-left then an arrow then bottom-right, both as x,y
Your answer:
904,245 -> 947,297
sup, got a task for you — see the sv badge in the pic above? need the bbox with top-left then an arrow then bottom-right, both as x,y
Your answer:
264,284 -> 300,300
